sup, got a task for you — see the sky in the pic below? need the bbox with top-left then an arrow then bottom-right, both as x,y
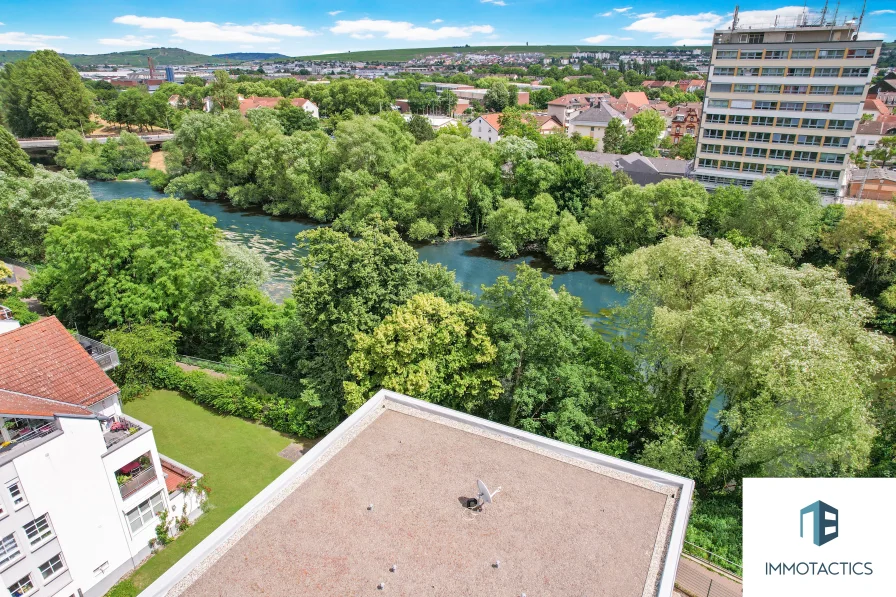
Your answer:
0,1 -> 894,56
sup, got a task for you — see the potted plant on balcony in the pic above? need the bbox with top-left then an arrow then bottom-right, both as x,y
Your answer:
116,474 -> 129,486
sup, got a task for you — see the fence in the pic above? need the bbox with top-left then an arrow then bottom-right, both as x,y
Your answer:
676,561 -> 742,597
682,541 -> 742,576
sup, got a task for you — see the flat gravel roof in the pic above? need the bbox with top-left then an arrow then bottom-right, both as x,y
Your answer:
177,401 -> 682,597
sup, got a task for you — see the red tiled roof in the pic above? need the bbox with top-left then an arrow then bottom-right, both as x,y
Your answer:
864,97 -> 892,118
162,460 -> 190,493
238,96 -> 313,116
619,91 -> 650,108
547,93 -> 607,107
0,317 -> 119,409
0,390 -> 92,418
480,113 -> 502,130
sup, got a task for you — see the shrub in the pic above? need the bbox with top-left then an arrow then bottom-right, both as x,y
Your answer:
102,324 -> 180,401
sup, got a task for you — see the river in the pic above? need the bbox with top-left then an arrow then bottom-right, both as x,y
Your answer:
87,180 -> 720,437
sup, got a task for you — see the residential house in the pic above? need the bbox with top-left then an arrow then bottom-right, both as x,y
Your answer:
651,101 -> 702,145
567,103 -> 629,151
470,113 -> 502,143
618,91 -> 650,108
0,316 -> 204,597
238,96 -> 320,118
678,79 -> 706,93
546,94 -> 610,129
863,97 -> 893,120
577,151 -> 692,185
532,113 -> 563,135
139,389 -> 694,597
856,116 -> 896,150
402,114 -> 460,131
847,167 -> 896,201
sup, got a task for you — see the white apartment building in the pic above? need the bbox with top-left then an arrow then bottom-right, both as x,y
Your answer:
0,316 -> 203,597
693,15 -> 882,198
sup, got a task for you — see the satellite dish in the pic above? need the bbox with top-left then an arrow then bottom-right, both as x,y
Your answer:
476,479 -> 501,505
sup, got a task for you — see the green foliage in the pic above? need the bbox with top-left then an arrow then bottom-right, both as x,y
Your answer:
106,580 -> 140,597
344,293 -> 501,413
622,110 -> 666,156
0,50 -> 94,137
485,194 -> 557,258
637,423 -> 700,478
0,126 -> 33,177
102,324 -> 181,400
406,114 -> 435,144
208,71 -> 239,112
546,211 -> 593,270
0,167 -> 92,261
321,79 -> 389,116
54,130 -> 152,179
685,493 -> 743,573
274,99 -> 319,134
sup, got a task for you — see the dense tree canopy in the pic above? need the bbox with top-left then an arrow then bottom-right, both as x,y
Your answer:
0,126 -> 33,177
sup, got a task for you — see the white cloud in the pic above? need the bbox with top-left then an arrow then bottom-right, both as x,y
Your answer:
239,44 -> 254,49
330,18 -> 493,41
723,6 -> 808,29
614,7 -> 633,13
0,22 -> 5,26
431,19 -> 443,24
625,12 -> 724,39
598,11 -> 614,17
582,34 -> 634,43
98,34 -> 155,47
0,31 -> 67,49
870,9 -> 895,15
112,15 -> 315,43
328,10 -> 343,16
481,0 -> 507,5
857,31 -> 887,40
636,12 -> 657,18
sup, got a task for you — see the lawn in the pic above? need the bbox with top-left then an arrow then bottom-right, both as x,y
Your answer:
113,389 -> 295,593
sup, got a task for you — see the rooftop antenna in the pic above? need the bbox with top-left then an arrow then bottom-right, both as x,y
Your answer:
731,5 -> 740,31
819,0 -> 829,24
465,479 -> 502,510
856,0 -> 867,35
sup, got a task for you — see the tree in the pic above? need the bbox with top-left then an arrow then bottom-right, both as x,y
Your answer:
275,99 -> 319,134
0,126 -> 33,177
322,79 -> 389,116
546,211 -> 593,270
0,50 -> 94,137
344,293 -> 501,413
610,236 -> 893,477
483,80 -> 512,112
208,70 -> 239,112
623,110 -> 667,156
498,109 -> 539,141
602,117 -> 627,153
276,223 -> 471,433
0,168 -> 92,261
485,195 -> 557,258
406,114 -> 435,144
479,264 -> 654,455
874,136 -> 896,167
440,90 -> 458,115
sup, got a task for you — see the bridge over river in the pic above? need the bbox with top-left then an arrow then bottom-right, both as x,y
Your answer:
17,133 -> 174,150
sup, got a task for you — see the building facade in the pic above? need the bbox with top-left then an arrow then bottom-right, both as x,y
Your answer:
0,317 -> 204,597
693,17 -> 882,198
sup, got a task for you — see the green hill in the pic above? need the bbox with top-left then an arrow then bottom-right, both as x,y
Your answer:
288,44 -> 712,63
0,47 -> 238,67
213,52 -> 288,61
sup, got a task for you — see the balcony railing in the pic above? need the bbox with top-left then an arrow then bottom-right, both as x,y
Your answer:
103,416 -> 144,450
0,420 -> 61,455
73,333 -> 120,371
120,465 -> 157,500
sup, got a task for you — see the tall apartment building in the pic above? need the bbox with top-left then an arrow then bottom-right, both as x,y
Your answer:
0,315 -> 204,597
693,13 -> 882,198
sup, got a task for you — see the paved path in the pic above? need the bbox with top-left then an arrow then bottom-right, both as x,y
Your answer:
175,362 -> 229,379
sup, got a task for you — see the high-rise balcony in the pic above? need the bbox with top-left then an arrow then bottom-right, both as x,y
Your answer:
74,333 -> 120,371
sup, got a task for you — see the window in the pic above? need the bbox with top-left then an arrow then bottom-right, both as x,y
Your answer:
847,48 -> 875,59
745,147 -> 767,158
716,50 -> 737,59
805,103 -> 830,112
737,67 -> 759,77
0,533 -> 21,566
8,482 -> 26,508
720,160 -> 741,171
777,118 -> 800,128
827,120 -> 853,130
740,50 -> 763,59
815,169 -> 839,180
710,83 -> 732,93
39,554 -> 65,579
783,85 -> 808,94
725,130 -> 746,141
707,100 -> 729,109
836,86 -> 863,95
23,514 -> 53,547
767,164 -> 789,174
793,151 -> 818,162
819,153 -> 844,164
754,101 -> 778,110
126,492 -> 165,533
788,67 -> 812,77
702,144 -> 721,154
817,49 -> 844,59
713,67 -> 735,76
772,133 -> 796,144
8,575 -> 33,597
746,33 -> 764,44
761,67 -> 785,77
770,149 -> 792,160
703,129 -> 723,139
722,146 -> 744,156
842,67 -> 870,78
785,32 -> 795,43
780,103 -> 803,112
801,119 -> 826,129
705,114 -> 726,124
730,100 -> 753,109
743,162 -> 764,173
791,167 -> 813,177
797,135 -> 822,146
749,132 -> 771,143
824,136 -> 849,148
758,84 -> 781,94
792,50 -> 815,59
752,116 -> 774,126
699,158 -> 718,168
814,67 -> 840,77
727,115 -> 749,125
765,50 -> 787,60
733,84 -> 756,93
809,85 -> 835,95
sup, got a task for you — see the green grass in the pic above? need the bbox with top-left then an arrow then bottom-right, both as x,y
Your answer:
116,390 -> 295,592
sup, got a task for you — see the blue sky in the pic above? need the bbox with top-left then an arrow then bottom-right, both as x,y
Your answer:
1,1 -> 894,56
